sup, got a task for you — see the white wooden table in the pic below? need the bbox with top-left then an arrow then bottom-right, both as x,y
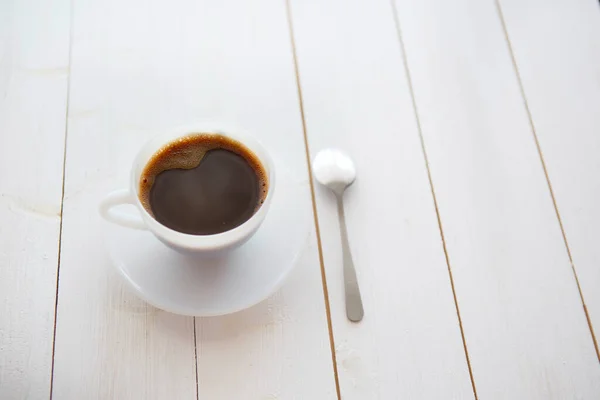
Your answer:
2,0 -> 600,398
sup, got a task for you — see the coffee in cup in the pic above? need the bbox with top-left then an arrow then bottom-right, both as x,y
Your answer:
138,134 -> 269,235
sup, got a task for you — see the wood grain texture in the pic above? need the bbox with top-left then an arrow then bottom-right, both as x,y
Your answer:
498,0 -> 600,355
189,1 -> 337,398
51,0 -> 197,398
287,0 -> 475,398
393,0 -> 600,398
52,0 -> 336,398
0,0 -> 70,398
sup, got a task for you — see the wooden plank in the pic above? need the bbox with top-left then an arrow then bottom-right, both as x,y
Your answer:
392,0 -> 600,398
190,1 -> 337,398
498,0 -> 600,357
52,0 -> 336,398
51,1 -> 198,397
286,0 -> 475,398
0,0 -> 70,398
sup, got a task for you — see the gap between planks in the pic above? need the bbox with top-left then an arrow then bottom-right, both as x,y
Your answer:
388,0 -> 480,398
193,318 -> 199,400
284,0 -> 343,399
49,0 -> 75,398
494,0 -> 600,363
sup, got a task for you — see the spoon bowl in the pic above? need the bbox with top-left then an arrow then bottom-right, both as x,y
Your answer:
313,149 -> 356,196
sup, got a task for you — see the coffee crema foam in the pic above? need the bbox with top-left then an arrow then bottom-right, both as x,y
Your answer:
139,133 -> 268,218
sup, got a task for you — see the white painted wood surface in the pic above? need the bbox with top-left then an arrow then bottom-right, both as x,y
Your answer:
393,0 -> 600,398
51,0 -> 198,397
189,1 -> 336,398
287,0 -> 474,398
51,0 -> 335,399
2,0 -> 600,398
0,0 -> 70,398
498,0 -> 600,354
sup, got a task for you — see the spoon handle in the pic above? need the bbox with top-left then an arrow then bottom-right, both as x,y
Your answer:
336,195 -> 364,322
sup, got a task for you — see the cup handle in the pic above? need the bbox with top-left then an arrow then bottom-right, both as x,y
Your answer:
99,189 -> 146,230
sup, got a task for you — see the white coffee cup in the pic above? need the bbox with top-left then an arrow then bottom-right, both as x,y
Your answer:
99,123 -> 275,254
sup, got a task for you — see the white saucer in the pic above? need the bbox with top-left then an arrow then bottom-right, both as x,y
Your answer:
102,174 -> 311,316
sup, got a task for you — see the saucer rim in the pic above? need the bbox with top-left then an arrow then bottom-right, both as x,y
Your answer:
110,230 -> 309,317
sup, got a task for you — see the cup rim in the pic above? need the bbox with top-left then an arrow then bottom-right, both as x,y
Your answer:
130,123 -> 276,252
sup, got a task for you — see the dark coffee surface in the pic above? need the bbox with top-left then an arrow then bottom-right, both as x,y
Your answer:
139,134 -> 268,235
